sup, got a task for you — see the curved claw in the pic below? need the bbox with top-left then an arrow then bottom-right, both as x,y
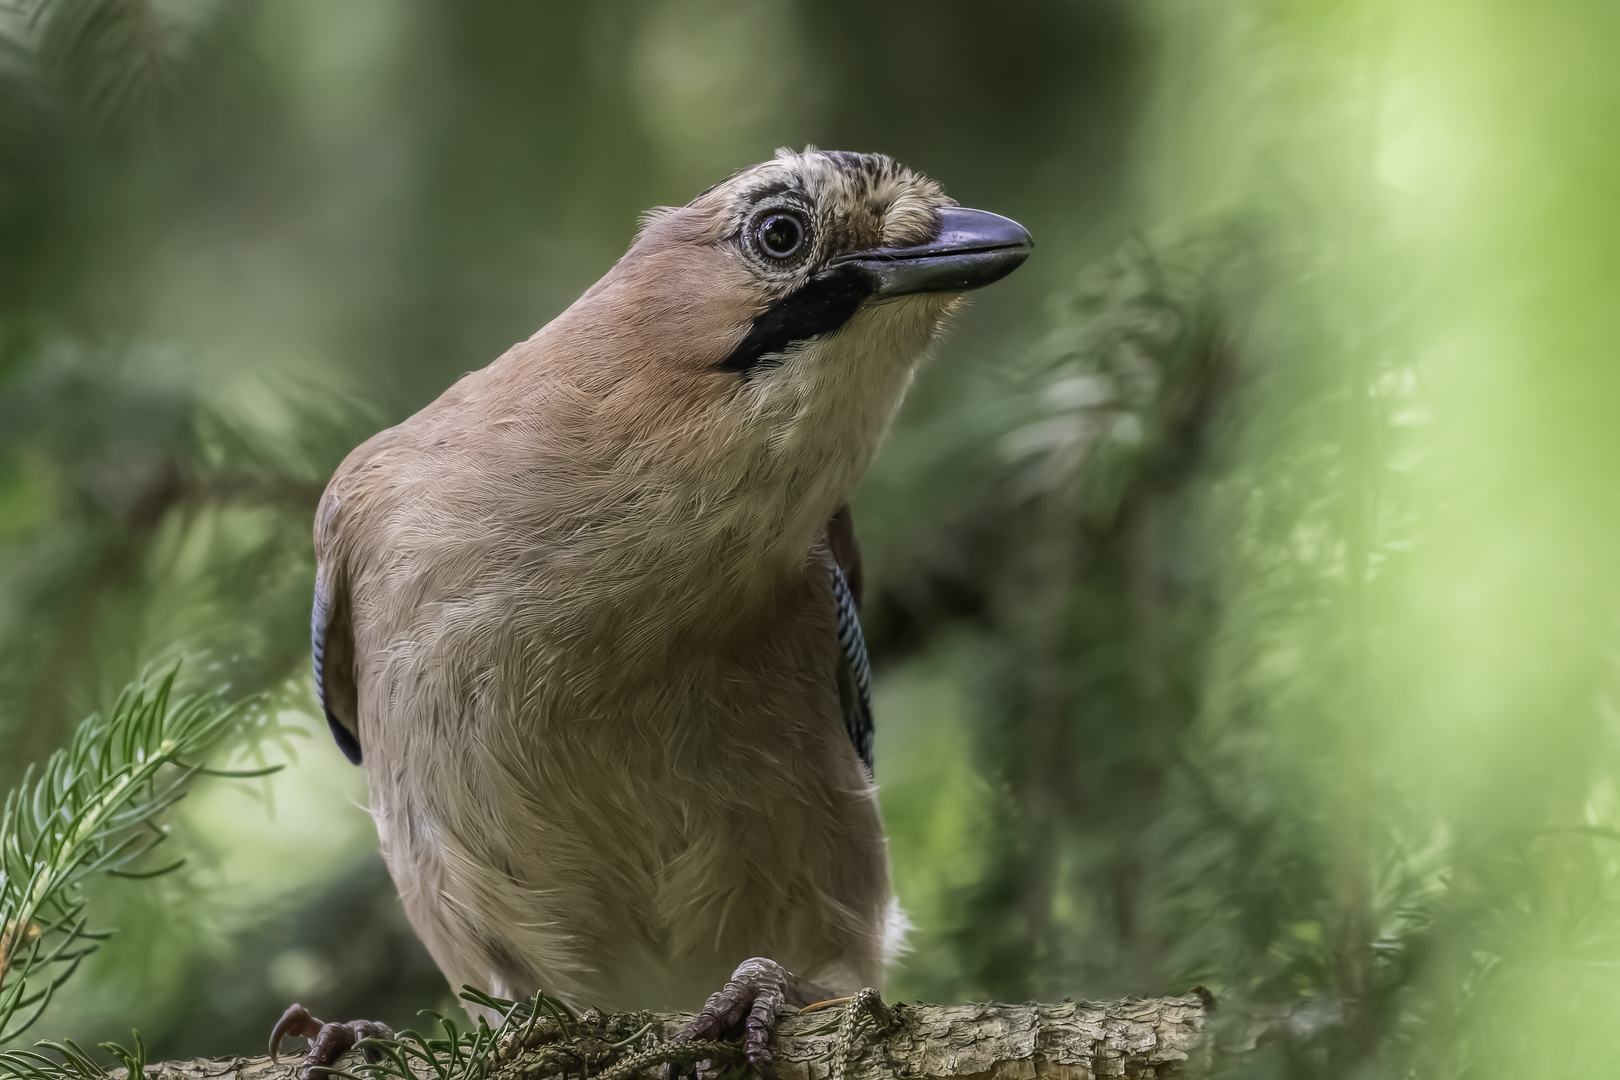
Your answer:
270,1004 -> 323,1062
268,1005 -> 392,1079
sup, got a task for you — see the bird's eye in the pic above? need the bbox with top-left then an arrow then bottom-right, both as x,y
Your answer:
754,212 -> 806,260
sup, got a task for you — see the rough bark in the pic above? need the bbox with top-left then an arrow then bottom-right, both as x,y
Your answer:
133,993 -> 1219,1080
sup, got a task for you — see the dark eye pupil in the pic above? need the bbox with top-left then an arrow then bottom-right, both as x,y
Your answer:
758,214 -> 803,258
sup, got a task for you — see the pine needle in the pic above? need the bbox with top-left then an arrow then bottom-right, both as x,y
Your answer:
0,663 -> 265,1046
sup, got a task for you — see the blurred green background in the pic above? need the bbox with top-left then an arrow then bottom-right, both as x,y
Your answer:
3,0 -> 1619,1076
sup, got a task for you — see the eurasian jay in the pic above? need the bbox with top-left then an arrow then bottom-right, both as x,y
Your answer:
270,148 -> 1030,1077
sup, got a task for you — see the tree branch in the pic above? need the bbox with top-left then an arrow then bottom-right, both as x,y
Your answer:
130,993 -> 1220,1080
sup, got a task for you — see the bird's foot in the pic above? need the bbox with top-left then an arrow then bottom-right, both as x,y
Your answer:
673,957 -> 834,1080
269,1004 -> 393,1079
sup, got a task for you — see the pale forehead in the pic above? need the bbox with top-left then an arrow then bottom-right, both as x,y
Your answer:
761,149 -> 929,201
707,148 -> 950,247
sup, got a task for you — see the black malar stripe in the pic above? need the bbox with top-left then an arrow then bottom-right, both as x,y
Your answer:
720,265 -> 873,374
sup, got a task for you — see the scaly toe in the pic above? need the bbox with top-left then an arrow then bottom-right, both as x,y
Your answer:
269,1005 -> 392,1079
674,957 -> 836,1079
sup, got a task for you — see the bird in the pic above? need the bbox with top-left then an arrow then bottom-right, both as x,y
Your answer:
269,147 -> 1030,1078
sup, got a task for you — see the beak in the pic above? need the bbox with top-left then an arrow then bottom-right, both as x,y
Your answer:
831,206 -> 1033,298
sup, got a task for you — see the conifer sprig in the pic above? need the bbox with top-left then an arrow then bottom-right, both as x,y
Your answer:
0,665 -> 265,1045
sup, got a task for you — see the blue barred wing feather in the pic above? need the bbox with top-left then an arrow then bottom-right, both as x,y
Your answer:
312,565 -> 364,764
830,559 -> 874,773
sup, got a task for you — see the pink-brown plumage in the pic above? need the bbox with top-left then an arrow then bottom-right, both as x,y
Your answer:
306,149 -> 1028,1021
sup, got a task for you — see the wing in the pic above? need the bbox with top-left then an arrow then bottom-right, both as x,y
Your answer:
313,496 -> 364,765
826,504 -> 874,773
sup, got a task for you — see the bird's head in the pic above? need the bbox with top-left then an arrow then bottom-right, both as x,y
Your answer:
526,148 -> 1031,561
646,147 -> 1031,371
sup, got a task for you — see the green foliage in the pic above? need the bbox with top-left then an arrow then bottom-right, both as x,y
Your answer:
868,4 -> 1620,1077
0,666 -> 266,1044
0,1030 -> 148,1080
